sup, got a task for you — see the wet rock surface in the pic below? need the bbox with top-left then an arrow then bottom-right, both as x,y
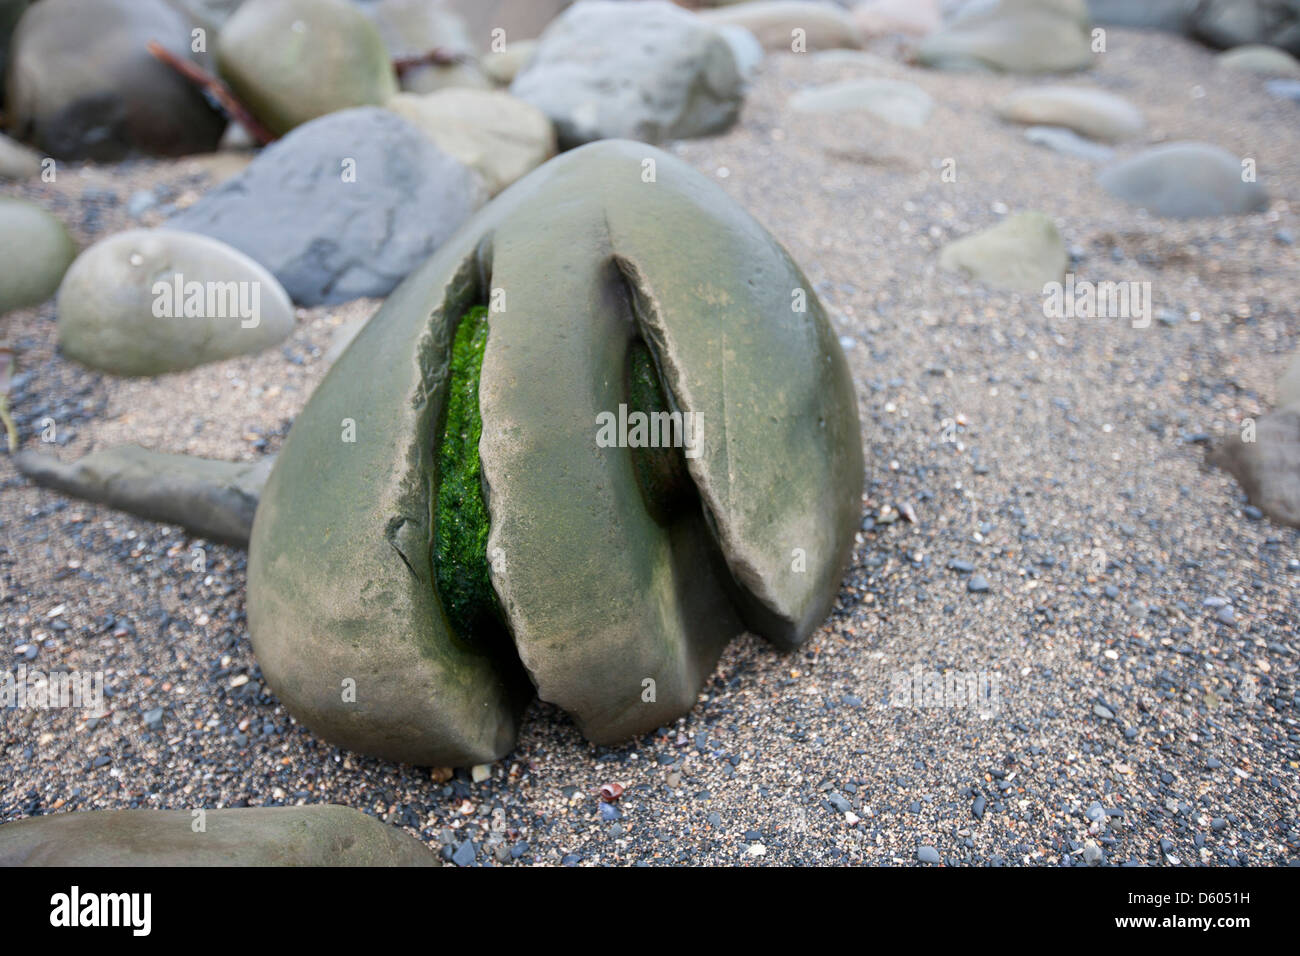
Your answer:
0,16 -> 1297,868
247,140 -> 862,764
15,445 -> 272,546
167,108 -> 484,305
0,805 -> 440,865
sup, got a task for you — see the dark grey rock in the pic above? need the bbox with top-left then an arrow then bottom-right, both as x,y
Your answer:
5,0 -> 225,160
916,845 -> 941,864
169,107 -> 483,305
0,1 -> 31,106
451,840 -> 476,866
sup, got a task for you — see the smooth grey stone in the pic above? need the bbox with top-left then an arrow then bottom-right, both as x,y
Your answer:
1267,78 -> 1300,100
1097,142 -> 1269,218
0,131 -> 41,180
57,229 -> 295,375
1193,0 -> 1300,56
1217,43 -> 1300,75
1024,124 -> 1116,161
15,446 -> 273,546
1209,407 -> 1300,528
0,1 -> 31,105
790,78 -> 934,128
168,107 -> 484,305
385,89 -> 556,196
998,85 -> 1144,141
511,0 -> 744,148
216,0 -> 396,136
700,1 -> 863,51
939,211 -> 1067,290
362,0 -> 486,95
1086,0 -> 1198,32
0,806 -> 439,866
0,197 -> 75,313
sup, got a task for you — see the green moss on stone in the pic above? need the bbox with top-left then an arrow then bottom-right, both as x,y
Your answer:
626,339 -> 693,526
433,305 -> 498,640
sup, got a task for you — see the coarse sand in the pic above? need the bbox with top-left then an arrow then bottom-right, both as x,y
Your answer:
1,28 -> 1297,865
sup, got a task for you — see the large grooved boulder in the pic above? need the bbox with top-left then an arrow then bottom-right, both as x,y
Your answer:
248,140 -> 862,764
0,806 -> 439,866
216,0 -> 398,136
4,0 -> 226,160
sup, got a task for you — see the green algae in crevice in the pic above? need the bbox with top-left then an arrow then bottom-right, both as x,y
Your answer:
626,338 -> 694,527
433,305 -> 499,641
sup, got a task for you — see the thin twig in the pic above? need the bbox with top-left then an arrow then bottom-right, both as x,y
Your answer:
147,40 -> 278,146
393,47 -> 470,76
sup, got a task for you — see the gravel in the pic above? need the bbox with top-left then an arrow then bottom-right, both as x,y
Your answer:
0,28 -> 1297,866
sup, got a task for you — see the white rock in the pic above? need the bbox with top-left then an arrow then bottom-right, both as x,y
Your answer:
702,0 -> 862,51
511,1 -> 744,148
790,78 -> 934,128
387,89 -> 556,195
997,85 -> 1145,142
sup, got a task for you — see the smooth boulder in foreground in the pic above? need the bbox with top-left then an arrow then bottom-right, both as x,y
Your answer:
0,806 -> 439,866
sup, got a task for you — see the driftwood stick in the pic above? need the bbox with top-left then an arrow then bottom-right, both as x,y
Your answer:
393,46 -> 470,76
147,40 -> 278,146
